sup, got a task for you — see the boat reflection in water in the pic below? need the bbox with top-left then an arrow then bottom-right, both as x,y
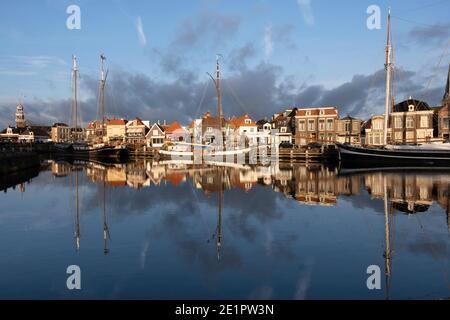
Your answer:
2,159 -> 449,299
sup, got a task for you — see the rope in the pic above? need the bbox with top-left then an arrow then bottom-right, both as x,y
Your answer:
399,0 -> 450,14
193,80 -> 210,119
224,79 -> 248,115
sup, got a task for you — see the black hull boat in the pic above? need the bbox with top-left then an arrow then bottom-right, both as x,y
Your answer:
54,143 -> 129,162
337,143 -> 450,168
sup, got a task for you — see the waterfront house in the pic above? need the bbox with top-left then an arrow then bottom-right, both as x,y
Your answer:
126,118 -> 149,145
228,114 -> 260,146
364,115 -> 391,146
336,115 -> 363,145
201,112 -> 223,145
146,123 -> 166,148
271,109 -> 296,146
86,120 -> 104,142
106,119 -> 127,144
389,98 -> 438,144
51,123 -> 70,143
164,121 -> 188,142
0,126 -> 51,143
294,107 -> 338,146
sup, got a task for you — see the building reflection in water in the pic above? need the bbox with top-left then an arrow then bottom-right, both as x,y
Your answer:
45,159 -> 450,270
3,159 -> 448,299
45,160 -> 450,229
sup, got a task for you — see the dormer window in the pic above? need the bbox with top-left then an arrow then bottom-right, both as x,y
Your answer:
320,110 -> 325,115
245,119 -> 251,124
306,111 -> 311,116
408,105 -> 415,112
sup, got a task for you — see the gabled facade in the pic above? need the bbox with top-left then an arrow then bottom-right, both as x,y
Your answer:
126,118 -> 149,145
106,119 -> 127,143
228,114 -> 260,145
389,98 -> 437,144
336,116 -> 363,145
201,112 -> 223,144
146,123 -> 165,148
365,115 -> 391,146
164,121 -> 188,142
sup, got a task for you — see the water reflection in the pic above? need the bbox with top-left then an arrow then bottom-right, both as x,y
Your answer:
49,160 -> 450,226
0,159 -> 449,299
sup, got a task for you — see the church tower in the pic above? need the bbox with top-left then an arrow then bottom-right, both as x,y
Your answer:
443,63 -> 450,107
15,103 -> 25,128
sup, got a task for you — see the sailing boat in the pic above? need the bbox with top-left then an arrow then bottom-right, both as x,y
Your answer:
158,55 -> 252,160
337,9 -> 450,167
56,55 -> 129,161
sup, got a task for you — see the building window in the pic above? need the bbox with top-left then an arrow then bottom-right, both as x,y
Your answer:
319,120 -> 325,131
420,116 -> 429,128
327,119 -> 334,130
395,117 -> 403,129
442,118 -> 450,129
308,120 -> 315,131
345,123 -> 351,132
207,127 -> 213,133
299,120 -> 305,131
374,120 -> 383,130
280,127 -> 287,133
406,117 -> 414,128
408,105 -> 415,112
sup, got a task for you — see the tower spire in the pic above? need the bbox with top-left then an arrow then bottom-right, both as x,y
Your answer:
444,62 -> 450,102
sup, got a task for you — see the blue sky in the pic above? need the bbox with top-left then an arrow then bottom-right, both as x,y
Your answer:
0,0 -> 449,127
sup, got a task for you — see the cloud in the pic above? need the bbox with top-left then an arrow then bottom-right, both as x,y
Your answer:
409,23 -> 450,45
172,11 -> 241,48
264,25 -> 274,61
228,42 -> 256,71
297,0 -> 315,26
136,16 -> 147,46
1,50 -> 447,130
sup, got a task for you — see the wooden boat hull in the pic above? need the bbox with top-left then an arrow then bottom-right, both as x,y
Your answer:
54,144 -> 129,162
337,144 -> 450,168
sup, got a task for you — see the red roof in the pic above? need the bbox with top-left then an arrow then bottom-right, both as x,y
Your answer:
164,121 -> 183,134
107,119 -> 127,126
229,114 -> 257,128
127,118 -> 145,126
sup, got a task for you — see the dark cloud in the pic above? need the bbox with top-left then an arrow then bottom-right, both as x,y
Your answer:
228,42 -> 256,71
1,57 -> 447,130
409,23 -> 450,45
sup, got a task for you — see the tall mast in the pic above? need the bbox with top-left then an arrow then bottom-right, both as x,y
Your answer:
216,55 -> 223,128
99,54 -> 107,135
71,55 -> 79,141
383,8 -> 393,146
